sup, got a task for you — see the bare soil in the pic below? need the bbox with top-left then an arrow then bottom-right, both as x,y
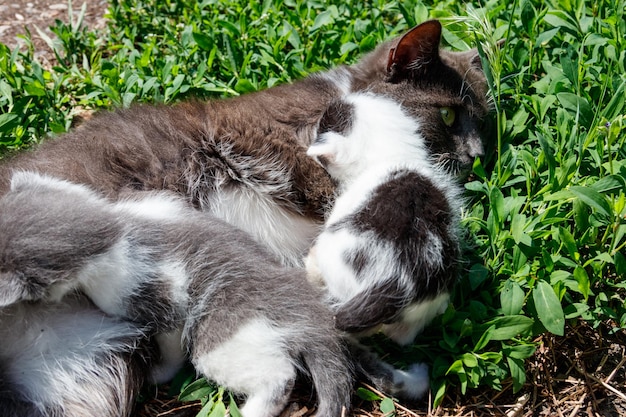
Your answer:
1,2 -> 625,417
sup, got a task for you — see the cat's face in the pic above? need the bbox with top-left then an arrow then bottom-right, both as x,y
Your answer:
347,20 -> 490,176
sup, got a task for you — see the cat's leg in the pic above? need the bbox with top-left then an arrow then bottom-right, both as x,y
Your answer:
190,318 -> 297,417
150,329 -> 187,384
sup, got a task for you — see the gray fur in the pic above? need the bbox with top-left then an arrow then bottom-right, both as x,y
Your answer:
0,294 -> 152,417
0,172 -> 352,417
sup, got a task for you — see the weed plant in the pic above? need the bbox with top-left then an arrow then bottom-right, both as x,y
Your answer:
0,0 -> 624,414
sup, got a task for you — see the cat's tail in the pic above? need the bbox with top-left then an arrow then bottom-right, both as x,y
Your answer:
300,333 -> 354,417
333,279 -> 407,333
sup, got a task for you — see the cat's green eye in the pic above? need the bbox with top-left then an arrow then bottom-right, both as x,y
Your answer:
440,107 -> 456,127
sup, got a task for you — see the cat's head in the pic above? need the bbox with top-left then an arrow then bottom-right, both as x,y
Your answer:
347,20 -> 490,176
0,172 -> 121,306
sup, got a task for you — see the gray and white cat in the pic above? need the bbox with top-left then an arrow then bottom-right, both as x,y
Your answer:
306,92 -> 462,346
0,172 -> 353,417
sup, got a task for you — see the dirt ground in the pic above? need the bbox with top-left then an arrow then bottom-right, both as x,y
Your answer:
1,2 -> 625,417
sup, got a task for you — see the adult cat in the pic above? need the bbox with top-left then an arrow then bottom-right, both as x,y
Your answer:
0,19 -> 489,417
0,172 -> 353,417
306,92 -> 463,346
0,20 -> 487,267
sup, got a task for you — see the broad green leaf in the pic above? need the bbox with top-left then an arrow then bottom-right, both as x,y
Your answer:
511,214 -> 531,246
468,263 -> 489,290
0,114 -> 18,132
229,393 -> 243,417
432,380 -> 447,408
558,227 -> 579,261
501,279 -> 525,315
380,397 -> 396,415
557,92 -> 593,126
570,186 -> 613,217
573,266 -> 590,299
591,175 -> 626,194
506,356 -> 526,393
461,353 -> 478,368
178,378 -> 214,402
489,186 -> 505,226
208,401 -> 226,417
193,31 -> 213,50
311,9 -> 335,31
473,324 -> 495,352
446,359 -> 465,374
196,399 -> 215,417
235,79 -> 256,94
533,280 -> 565,336
482,316 -> 534,340
503,343 -> 537,360
355,387 -> 381,401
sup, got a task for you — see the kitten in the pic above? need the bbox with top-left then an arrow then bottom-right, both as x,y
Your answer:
0,172 -> 353,417
306,91 -> 463,346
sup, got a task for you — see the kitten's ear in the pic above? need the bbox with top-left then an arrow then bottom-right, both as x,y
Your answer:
307,136 -> 339,168
387,20 -> 442,80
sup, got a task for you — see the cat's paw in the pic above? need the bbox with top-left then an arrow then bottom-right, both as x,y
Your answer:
303,246 -> 325,288
392,362 -> 429,399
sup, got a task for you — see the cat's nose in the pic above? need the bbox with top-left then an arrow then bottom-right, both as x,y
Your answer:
466,137 -> 484,161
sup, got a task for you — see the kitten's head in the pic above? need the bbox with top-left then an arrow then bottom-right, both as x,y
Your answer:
0,172 -> 121,306
308,93 -> 430,185
348,20 -> 490,176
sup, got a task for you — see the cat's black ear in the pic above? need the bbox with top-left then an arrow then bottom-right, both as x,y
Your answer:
386,20 -> 442,81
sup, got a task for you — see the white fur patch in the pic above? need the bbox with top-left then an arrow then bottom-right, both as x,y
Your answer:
10,171 -> 106,205
75,239 -> 144,316
0,272 -> 28,306
392,362 -> 430,399
318,66 -> 353,95
193,318 -> 296,417
114,193 -> 191,221
308,93 -> 434,189
208,187 -> 321,267
158,260 -> 189,309
0,298 -> 144,417
381,292 -> 450,345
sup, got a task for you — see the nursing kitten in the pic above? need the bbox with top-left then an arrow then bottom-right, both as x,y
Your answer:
0,172 -> 352,417
0,19 -> 489,416
306,92 -> 463,346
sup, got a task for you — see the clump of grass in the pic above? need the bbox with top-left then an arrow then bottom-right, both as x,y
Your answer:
1,0 -> 624,415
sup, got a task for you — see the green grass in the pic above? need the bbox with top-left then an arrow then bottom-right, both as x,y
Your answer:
1,0 -> 625,414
